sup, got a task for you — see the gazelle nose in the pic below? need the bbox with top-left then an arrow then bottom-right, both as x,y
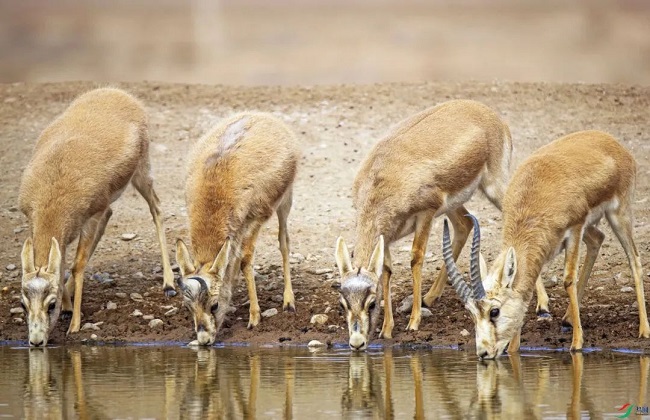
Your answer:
479,351 -> 489,359
30,340 -> 43,347
350,341 -> 366,351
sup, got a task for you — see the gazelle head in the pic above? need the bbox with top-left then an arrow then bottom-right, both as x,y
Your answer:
442,215 -> 526,360
334,236 -> 384,351
175,238 -> 231,346
20,237 -> 63,347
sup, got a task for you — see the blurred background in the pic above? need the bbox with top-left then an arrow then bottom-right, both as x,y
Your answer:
0,0 -> 649,85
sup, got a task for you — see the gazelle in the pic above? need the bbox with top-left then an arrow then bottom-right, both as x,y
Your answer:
175,112 -> 299,346
18,87 -> 174,346
442,130 -> 650,359
335,99 -> 550,350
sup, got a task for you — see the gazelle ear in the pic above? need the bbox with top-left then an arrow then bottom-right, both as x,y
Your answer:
45,238 -> 62,276
175,239 -> 196,276
366,235 -> 384,280
334,237 -> 353,277
502,247 -> 517,288
208,238 -> 231,279
21,238 -> 36,277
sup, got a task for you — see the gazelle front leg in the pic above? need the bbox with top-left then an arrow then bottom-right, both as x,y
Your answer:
241,224 -> 263,329
535,276 -> 550,317
407,211 -> 434,331
563,228 -> 584,351
423,206 -> 473,307
276,190 -> 295,312
68,208 -> 112,334
379,246 -> 394,339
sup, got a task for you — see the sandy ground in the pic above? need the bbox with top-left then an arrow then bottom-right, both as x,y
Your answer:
1,81 -> 650,352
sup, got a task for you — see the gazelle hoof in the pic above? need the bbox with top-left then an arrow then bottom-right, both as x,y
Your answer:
536,311 -> 552,320
283,302 -> 296,313
164,287 -> 177,298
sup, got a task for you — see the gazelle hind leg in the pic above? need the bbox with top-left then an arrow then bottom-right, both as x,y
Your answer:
67,208 -> 112,334
131,158 -> 175,297
407,211 -> 434,331
276,189 -> 295,312
562,225 -> 605,327
423,206 -> 473,307
606,207 -> 650,338
562,227 -> 585,351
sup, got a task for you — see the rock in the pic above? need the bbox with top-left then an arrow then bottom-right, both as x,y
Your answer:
121,233 -> 137,241
595,286 -> 605,292
420,308 -> 433,318
115,292 -> 127,299
6,264 -> 16,271
289,253 -> 305,264
227,306 -> 237,314
271,295 -> 284,303
10,307 -> 24,314
106,301 -> 117,310
164,307 -> 179,316
143,292 -> 150,297
12,227 -> 23,234
328,324 -> 340,332
261,308 -> 278,318
9,271 -> 19,278
542,275 -> 558,288
263,281 -> 278,291
1,286 -> 9,293
131,309 -> 143,317
92,272 -> 114,284
460,329 -> 470,337
133,272 -> 144,279
90,334 -> 98,340
397,295 -> 414,314
149,319 -> 164,329
310,314 -> 328,325
81,323 -> 100,331
13,317 -> 24,325
308,340 -> 326,347
621,286 -> 634,293
143,315 -> 154,321
324,306 -> 332,314
130,293 -> 143,302
307,268 -> 333,275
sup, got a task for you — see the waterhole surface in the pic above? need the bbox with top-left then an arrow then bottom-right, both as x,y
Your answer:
0,345 -> 647,419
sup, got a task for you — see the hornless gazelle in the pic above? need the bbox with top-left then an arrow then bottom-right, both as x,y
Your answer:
18,88 -> 175,346
334,99 -> 550,351
175,112 -> 299,346
443,130 -> 650,359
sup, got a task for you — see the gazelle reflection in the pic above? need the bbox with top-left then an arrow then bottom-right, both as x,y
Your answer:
23,348 -> 64,420
341,350 -> 396,419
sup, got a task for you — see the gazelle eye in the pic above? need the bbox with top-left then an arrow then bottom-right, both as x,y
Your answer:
48,301 -> 56,313
368,301 -> 376,311
210,302 -> 219,313
490,308 -> 500,319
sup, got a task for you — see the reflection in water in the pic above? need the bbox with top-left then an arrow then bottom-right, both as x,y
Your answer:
0,346 -> 648,419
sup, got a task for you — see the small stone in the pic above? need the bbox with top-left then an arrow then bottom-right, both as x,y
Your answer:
227,306 -> 237,314
143,292 -> 150,297
420,308 -> 433,318
131,309 -> 143,317
13,317 -> 24,325
6,264 -> 17,271
621,286 -> 634,293
149,319 -> 164,329
1,286 -> 9,293
307,268 -> 333,275
324,306 -> 332,314
152,265 -> 162,274
92,272 -> 113,284
308,340 -> 326,347
81,322 -> 100,331
90,334 -> 98,340
164,307 -> 179,316
289,253 -> 305,264
460,329 -> 470,337
143,315 -> 154,321
595,286 -> 605,292
271,295 -> 284,303
115,292 -> 127,299
310,314 -> 328,325
397,295 -> 414,314
263,282 -> 278,291
542,275 -> 558,288
121,233 -> 137,241
106,301 -> 117,310
10,307 -> 24,314
328,324 -> 339,332
10,271 -> 19,278
130,293 -> 143,302
261,308 -> 278,318
13,227 -> 24,234
133,272 -> 144,279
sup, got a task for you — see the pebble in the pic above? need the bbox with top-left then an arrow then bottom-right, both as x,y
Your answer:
10,307 -> 24,314
131,309 -> 143,317
115,292 -> 127,299
13,317 -> 24,325
227,306 -> 237,314
90,334 -> 98,340
307,268 -> 333,275
133,272 -> 144,279
6,264 -> 17,271
165,307 -> 179,316
13,227 -> 24,234
595,286 -> 605,292
460,329 -> 470,337
324,306 -> 332,314
420,308 -> 433,318
81,323 -> 100,331
621,286 -> 634,293
92,272 -> 113,284
130,293 -> 144,302
106,301 -> 117,310
261,308 -> 278,318
271,295 -> 284,303
310,314 -> 328,325
397,295 -> 414,314
263,282 -> 278,291
542,275 -> 558,288
143,315 -> 154,321
121,233 -> 137,241
149,319 -> 164,329
1,286 -> 9,293
308,340 -> 326,347
328,324 -> 340,332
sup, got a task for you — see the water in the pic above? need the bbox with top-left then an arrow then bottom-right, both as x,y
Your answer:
0,345 -> 647,419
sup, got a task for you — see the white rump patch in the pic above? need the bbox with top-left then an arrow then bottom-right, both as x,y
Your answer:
221,117 -> 249,151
